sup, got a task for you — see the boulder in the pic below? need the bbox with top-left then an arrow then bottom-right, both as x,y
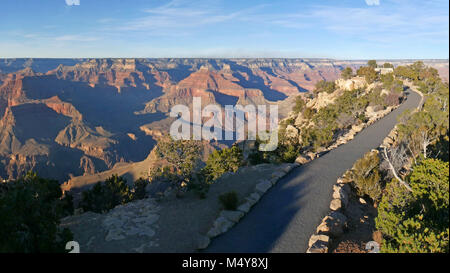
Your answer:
315,147 -> 327,155
332,185 -> 349,208
382,136 -> 394,147
306,152 -> 317,160
316,211 -> 348,237
330,199 -> 342,211
337,172 -> 352,184
308,234 -> 330,248
351,123 -> 365,133
306,240 -> 329,253
295,155 -> 310,165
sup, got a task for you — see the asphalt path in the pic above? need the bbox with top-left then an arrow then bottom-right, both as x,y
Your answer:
205,90 -> 421,253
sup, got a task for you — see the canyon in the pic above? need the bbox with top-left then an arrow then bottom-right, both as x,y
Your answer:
0,58 -> 448,184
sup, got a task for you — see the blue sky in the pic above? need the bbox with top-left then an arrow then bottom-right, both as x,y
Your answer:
0,0 -> 448,59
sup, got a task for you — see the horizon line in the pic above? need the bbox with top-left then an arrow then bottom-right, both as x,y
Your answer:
1,57 -> 449,61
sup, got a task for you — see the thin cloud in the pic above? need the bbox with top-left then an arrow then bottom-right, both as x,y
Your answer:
118,0 -> 267,32
259,2 -> 448,44
54,35 -> 99,42
65,0 -> 80,6
365,0 -> 380,6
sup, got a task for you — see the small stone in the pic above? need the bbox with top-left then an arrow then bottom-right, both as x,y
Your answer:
245,193 -> 261,206
255,180 -> 272,194
207,228 -> 221,238
133,244 -> 147,253
220,210 -> 244,223
213,216 -> 234,233
138,228 -> 156,238
105,229 -> 126,241
330,199 -> 342,211
332,185 -> 349,208
103,217 -> 126,228
237,202 -> 252,213
270,177 -> 279,185
308,234 -> 330,248
295,155 -> 310,165
359,198 -> 367,205
306,240 -> 329,253
307,152 -> 317,160
124,227 -> 141,236
132,214 -> 159,225
196,235 -> 211,250
245,197 -> 257,206
351,123 -> 364,133
272,171 -> 285,179
330,211 -> 347,224
284,165 -> 294,173
316,211 -> 347,237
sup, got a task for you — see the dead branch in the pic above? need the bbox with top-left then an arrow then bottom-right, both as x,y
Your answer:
383,146 -> 413,192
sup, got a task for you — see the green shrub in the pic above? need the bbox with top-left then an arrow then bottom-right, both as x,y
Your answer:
80,174 -> 133,213
293,96 -> 306,113
219,191 -> 239,211
341,67 -> 354,80
313,80 -> 336,95
303,107 -> 316,119
155,137 -> 202,189
202,146 -> 243,183
0,172 -> 73,253
380,73 -> 394,89
357,66 -> 378,84
376,159 -> 449,253
349,151 -> 383,202
132,178 -> 149,200
368,60 -> 377,68
279,145 -> 299,163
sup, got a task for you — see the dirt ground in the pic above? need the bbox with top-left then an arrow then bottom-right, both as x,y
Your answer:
61,163 -> 288,253
329,187 -> 378,253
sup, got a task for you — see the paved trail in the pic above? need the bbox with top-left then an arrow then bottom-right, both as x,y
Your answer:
205,90 -> 421,253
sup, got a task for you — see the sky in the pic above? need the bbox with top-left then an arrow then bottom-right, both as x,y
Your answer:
0,0 -> 448,59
